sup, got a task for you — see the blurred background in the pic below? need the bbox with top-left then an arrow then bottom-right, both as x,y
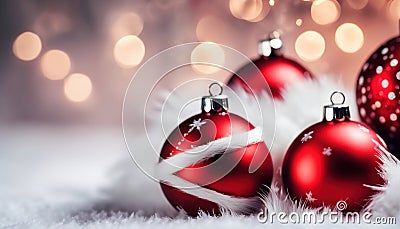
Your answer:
0,0 -> 399,220
1,0 -> 399,126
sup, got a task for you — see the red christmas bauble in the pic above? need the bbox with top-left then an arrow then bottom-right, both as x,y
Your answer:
227,32 -> 313,99
282,92 -> 385,212
356,35 -> 400,157
159,84 -> 273,217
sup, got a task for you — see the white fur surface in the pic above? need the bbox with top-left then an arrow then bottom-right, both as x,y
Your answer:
365,141 -> 400,217
1,77 -> 399,228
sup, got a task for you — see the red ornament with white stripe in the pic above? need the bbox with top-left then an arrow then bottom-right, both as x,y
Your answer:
282,92 -> 385,212
158,83 -> 273,217
356,34 -> 400,157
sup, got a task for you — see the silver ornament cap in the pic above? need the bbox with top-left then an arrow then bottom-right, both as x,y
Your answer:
202,82 -> 228,113
258,31 -> 283,57
323,91 -> 351,121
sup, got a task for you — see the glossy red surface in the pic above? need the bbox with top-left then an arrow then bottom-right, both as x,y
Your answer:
356,36 -> 400,157
227,55 -> 313,99
160,112 -> 273,216
282,119 -> 385,212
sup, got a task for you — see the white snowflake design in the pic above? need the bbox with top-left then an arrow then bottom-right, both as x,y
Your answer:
322,147 -> 332,156
175,118 -> 207,151
306,191 -> 317,202
301,131 -> 314,143
189,118 -> 207,132
358,124 -> 370,133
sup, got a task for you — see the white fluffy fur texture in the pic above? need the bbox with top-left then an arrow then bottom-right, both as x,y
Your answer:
99,76 -> 399,214
2,77 -> 399,228
101,76 -> 397,211
365,141 -> 400,217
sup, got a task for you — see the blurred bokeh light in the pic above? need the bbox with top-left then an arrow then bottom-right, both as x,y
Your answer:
347,0 -> 368,10
296,18 -> 303,27
229,0 -> 265,22
111,12 -> 143,40
249,0 -> 270,22
191,43 -> 225,74
1,0 -> 399,125
388,0 -> 400,20
196,15 -> 227,43
113,35 -> 145,69
12,31 -> 42,61
295,31 -> 325,61
2,4 -> 400,215
64,73 -> 92,102
1,3 -> 400,208
40,49 -> 71,80
335,23 -> 364,53
310,0 -> 341,25
33,12 -> 72,38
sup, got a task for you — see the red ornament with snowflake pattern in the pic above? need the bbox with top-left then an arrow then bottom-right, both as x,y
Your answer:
356,35 -> 400,157
282,92 -> 385,212
159,84 -> 273,217
227,31 -> 313,99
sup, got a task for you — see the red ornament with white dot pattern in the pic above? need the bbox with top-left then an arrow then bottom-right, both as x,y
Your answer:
356,35 -> 400,157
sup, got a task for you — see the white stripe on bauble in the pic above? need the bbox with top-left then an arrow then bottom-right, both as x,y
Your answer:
155,126 -> 264,213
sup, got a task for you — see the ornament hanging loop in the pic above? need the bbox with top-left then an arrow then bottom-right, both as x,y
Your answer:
202,82 -> 228,113
323,91 -> 350,122
330,91 -> 346,105
209,82 -> 223,96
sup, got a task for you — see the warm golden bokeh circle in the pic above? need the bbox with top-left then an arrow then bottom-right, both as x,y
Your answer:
64,73 -> 93,102
113,35 -> 145,68
13,31 -> 42,61
40,49 -> 71,80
